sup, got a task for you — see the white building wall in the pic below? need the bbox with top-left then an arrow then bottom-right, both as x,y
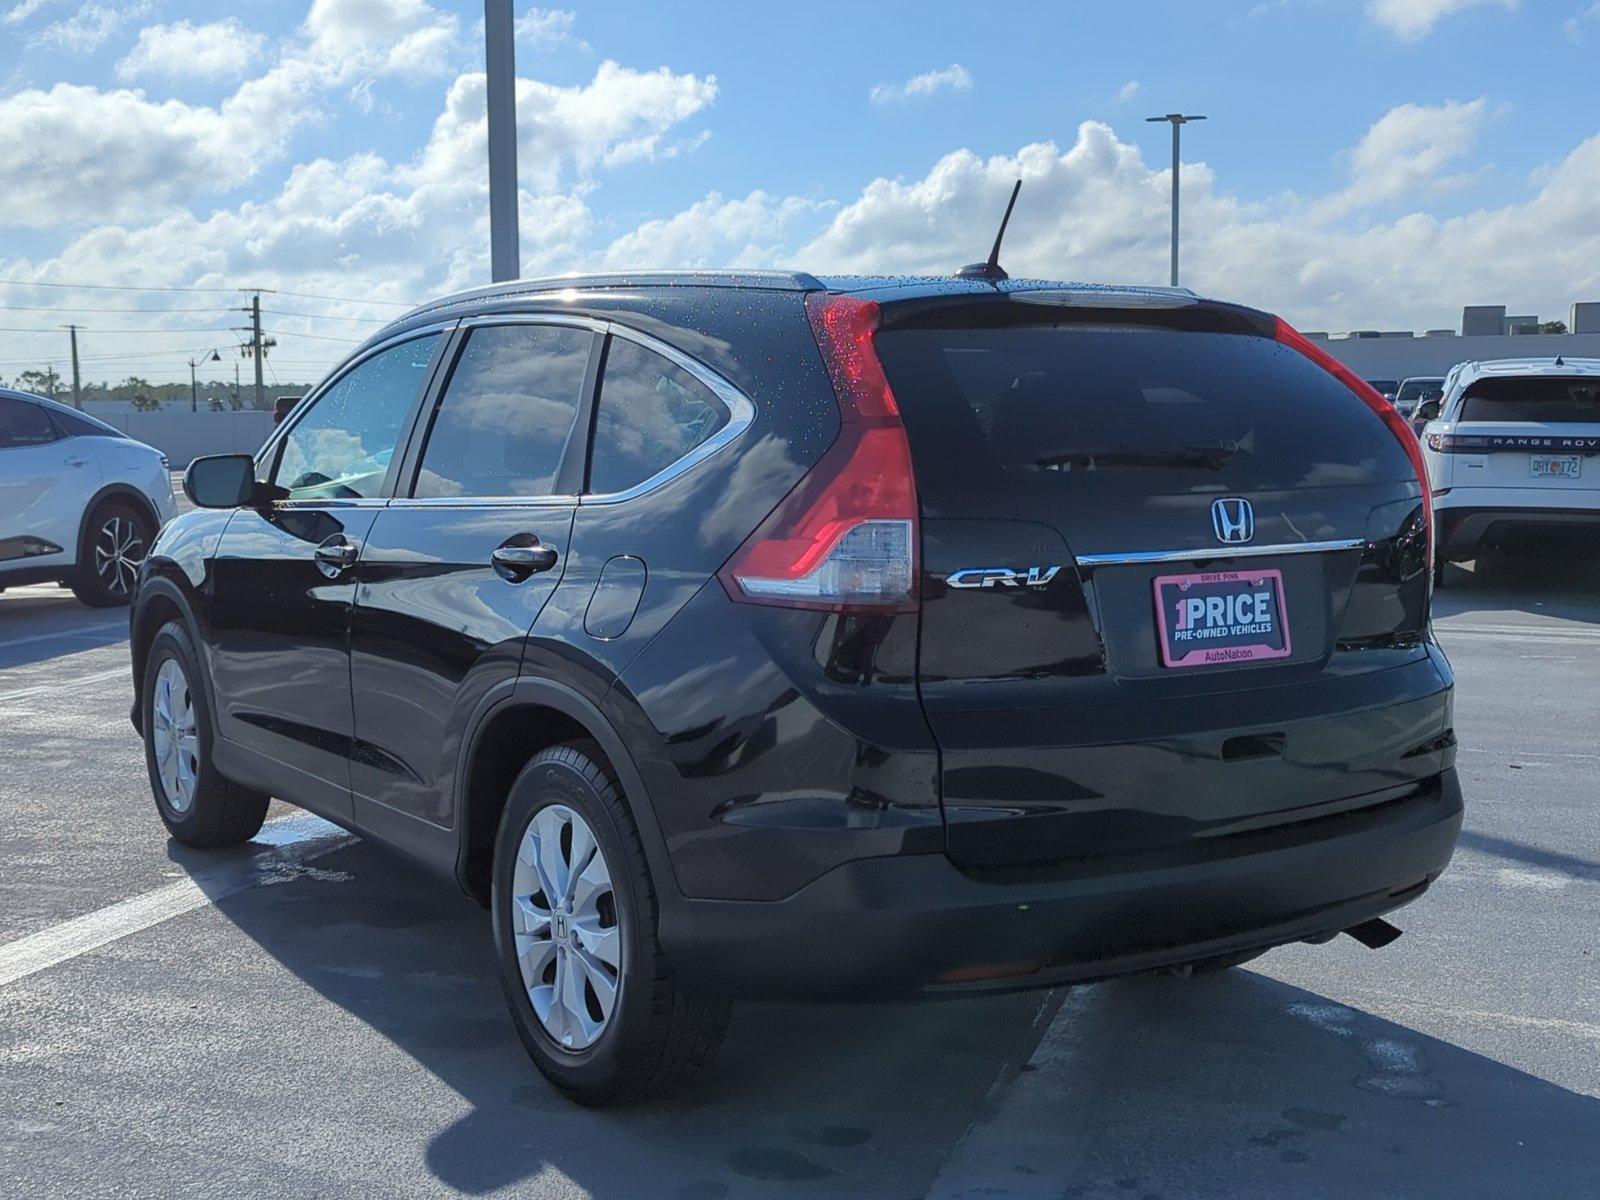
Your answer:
98,411 -> 276,467
1318,332 -> 1600,382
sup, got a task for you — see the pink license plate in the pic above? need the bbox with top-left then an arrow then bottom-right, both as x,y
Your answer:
1153,569 -> 1291,668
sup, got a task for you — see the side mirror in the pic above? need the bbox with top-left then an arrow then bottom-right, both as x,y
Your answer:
184,453 -> 278,509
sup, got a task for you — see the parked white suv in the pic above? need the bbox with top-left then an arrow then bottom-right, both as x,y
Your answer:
0,388 -> 176,606
1418,358 -> 1600,586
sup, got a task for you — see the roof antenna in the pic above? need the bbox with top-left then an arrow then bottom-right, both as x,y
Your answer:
956,179 -> 1022,281
1555,355 -> 1565,367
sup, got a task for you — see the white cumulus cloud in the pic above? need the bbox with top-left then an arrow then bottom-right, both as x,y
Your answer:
116,20 -> 269,83
1366,0 -> 1517,40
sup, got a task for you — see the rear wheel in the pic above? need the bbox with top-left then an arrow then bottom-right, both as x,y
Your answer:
71,500 -> 153,607
141,620 -> 270,846
492,742 -> 730,1105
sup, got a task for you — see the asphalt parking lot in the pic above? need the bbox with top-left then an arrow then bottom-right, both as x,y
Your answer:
1,558 -> 1597,1199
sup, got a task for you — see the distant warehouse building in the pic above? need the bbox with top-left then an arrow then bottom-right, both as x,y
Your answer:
1316,301 -> 1600,382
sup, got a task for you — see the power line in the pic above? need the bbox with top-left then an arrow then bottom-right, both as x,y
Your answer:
258,308 -> 389,323
0,303 -> 235,314
0,277 -> 416,307
0,324 -> 241,334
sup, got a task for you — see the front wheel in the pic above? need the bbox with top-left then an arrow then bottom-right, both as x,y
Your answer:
141,620 -> 270,846
491,742 -> 730,1105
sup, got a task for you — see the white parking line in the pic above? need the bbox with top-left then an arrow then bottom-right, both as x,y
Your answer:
0,621 -> 128,652
0,814 -> 354,990
0,666 -> 129,705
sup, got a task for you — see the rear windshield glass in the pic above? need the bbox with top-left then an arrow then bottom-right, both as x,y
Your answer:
876,322 -> 1390,499
1395,380 -> 1443,404
1458,377 -> 1600,424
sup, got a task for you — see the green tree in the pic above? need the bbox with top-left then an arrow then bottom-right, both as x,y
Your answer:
18,367 -> 61,397
124,376 -> 160,412
1540,320 -> 1569,335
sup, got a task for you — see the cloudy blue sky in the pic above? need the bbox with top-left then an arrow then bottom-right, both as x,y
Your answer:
1,0 -> 1597,383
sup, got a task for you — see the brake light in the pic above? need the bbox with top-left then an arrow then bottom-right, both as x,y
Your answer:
717,294 -> 918,611
1273,318 -> 1433,575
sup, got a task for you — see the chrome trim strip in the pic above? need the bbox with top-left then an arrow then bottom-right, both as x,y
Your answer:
580,323 -> 756,506
1075,538 -> 1367,568
386,495 -> 578,509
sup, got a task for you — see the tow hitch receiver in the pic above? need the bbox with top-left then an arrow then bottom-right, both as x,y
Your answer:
1344,918 -> 1403,949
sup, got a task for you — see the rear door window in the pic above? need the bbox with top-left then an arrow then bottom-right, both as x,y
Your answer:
588,337 -> 729,495
411,323 -> 592,499
0,398 -> 58,448
1458,377 -> 1600,423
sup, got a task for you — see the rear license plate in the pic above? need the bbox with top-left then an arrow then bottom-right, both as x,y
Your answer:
1531,455 -> 1581,479
1153,569 -> 1291,669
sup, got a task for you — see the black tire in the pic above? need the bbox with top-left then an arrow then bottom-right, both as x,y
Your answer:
141,620 -> 270,847
491,741 -> 731,1105
71,500 -> 154,608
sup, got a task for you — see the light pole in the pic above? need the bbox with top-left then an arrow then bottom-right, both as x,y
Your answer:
189,350 -> 221,413
484,0 -> 521,282
1146,113 -> 1206,287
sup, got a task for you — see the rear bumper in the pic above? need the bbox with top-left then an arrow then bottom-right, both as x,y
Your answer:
1436,503 -> 1600,560
660,768 -> 1462,1000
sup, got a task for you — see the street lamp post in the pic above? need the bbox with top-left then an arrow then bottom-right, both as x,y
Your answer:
189,350 -> 222,413
1146,113 -> 1206,287
484,0 -> 521,283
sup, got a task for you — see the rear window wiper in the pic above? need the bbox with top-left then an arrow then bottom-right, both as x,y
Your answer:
1030,439 -> 1243,470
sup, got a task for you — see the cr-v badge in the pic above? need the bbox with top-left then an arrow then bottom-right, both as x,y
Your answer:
947,565 -> 1062,589
1211,497 -> 1255,544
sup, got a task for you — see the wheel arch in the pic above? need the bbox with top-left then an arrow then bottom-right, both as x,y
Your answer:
454,677 -> 677,910
128,575 -> 210,736
75,483 -> 161,572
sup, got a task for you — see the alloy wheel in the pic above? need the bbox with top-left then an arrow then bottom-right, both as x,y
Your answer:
510,804 -> 621,1051
150,658 -> 199,814
94,515 -> 145,597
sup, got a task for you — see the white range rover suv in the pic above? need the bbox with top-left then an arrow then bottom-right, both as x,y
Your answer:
0,388 -> 176,606
1419,357 -> 1600,586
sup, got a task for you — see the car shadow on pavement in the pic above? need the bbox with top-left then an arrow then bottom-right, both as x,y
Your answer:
193,832 -> 1600,1199
936,968 -> 1600,1200
199,835 -> 1056,1199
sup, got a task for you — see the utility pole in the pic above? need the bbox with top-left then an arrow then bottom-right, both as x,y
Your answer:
1146,113 -> 1206,287
234,361 -> 241,410
189,357 -> 200,413
484,0 -> 521,282
65,325 -> 83,409
250,293 -> 265,410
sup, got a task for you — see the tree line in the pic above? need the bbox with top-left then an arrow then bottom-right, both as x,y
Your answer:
0,367 -> 311,412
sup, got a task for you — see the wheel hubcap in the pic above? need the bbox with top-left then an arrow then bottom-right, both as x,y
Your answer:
150,659 -> 199,814
510,804 -> 620,1052
94,515 -> 145,596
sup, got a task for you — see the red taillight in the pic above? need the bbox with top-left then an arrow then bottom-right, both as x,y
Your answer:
1273,318 -> 1434,575
717,294 -> 919,611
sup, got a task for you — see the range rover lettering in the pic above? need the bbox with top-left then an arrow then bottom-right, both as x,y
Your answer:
129,270 -> 1461,1104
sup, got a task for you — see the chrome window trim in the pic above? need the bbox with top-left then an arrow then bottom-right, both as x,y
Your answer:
386,495 -> 578,510
581,323 -> 755,507
1075,538 -> 1367,568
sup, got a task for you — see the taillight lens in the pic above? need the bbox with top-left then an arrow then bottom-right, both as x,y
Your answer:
717,294 -> 919,611
1273,318 -> 1433,576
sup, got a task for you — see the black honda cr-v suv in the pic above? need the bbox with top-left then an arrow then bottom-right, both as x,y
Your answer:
130,271 -> 1461,1103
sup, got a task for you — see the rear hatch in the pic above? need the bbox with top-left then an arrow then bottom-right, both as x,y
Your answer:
873,293 -> 1440,869
1430,374 -> 1600,496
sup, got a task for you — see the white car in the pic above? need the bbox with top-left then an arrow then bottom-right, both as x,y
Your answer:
0,388 -> 176,606
1418,357 -> 1600,586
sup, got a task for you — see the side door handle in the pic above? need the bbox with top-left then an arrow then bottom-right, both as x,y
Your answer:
313,537 -> 360,575
491,539 -> 559,581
